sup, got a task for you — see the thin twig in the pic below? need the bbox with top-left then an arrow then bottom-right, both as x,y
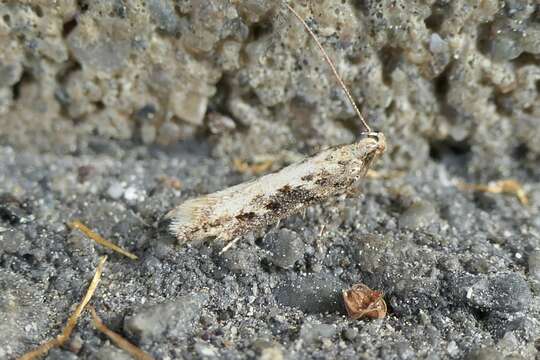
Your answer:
457,179 -> 529,205
19,256 -> 107,360
89,306 -> 154,360
68,220 -> 138,260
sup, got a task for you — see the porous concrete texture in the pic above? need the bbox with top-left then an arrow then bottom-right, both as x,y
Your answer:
0,1 -> 539,359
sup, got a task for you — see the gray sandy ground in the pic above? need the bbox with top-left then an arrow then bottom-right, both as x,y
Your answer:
1,1 -> 540,359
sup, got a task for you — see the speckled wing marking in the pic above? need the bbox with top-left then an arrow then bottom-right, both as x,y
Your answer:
166,133 -> 386,243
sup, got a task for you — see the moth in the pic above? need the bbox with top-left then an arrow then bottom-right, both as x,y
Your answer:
166,3 -> 386,246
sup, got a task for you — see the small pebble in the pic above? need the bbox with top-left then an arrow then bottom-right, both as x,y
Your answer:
459,273 -> 532,313
466,347 -> 504,360
107,183 -> 124,200
140,124 -> 157,144
447,341 -> 459,357
527,250 -> 540,281
0,193 -> 27,225
194,342 -> 218,358
342,327 -> 358,341
0,229 -> 29,254
92,344 -> 132,360
123,186 -> 139,202
221,247 -> 257,274
429,33 -> 447,53
44,349 -> 79,360
399,201 -> 439,229
299,322 -> 337,345
262,229 -> 304,269
274,274 -> 343,313
124,293 -> 207,344
207,112 -> 236,134
260,346 -> 284,360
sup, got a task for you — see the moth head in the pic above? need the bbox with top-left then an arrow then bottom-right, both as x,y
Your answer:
359,131 -> 386,159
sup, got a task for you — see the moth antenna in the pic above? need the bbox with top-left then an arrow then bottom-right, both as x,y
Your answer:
284,2 -> 372,134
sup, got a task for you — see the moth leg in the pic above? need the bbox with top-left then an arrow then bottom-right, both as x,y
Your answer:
365,169 -> 405,180
318,224 -> 326,237
219,236 -> 241,254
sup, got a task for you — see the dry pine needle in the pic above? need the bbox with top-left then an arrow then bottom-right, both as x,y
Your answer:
69,220 -> 139,260
19,256 -> 107,360
458,179 -> 528,205
89,306 -> 154,360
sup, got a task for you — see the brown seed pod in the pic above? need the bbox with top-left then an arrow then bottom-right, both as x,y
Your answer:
342,283 -> 387,320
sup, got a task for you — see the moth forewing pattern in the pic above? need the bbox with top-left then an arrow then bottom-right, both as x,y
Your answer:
166,133 -> 385,243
